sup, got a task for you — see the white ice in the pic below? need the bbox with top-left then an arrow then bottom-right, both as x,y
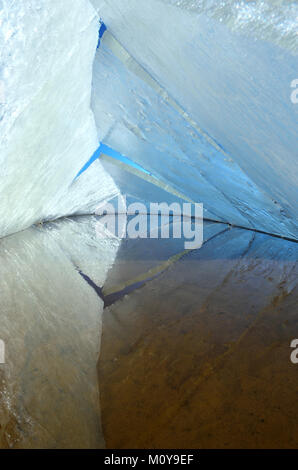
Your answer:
91,0 -> 298,239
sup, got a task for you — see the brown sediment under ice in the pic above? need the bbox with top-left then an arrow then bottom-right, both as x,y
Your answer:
0,217 -> 297,448
98,227 -> 298,449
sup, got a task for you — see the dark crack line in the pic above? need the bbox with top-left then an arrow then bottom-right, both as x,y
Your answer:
103,227 -> 231,307
77,226 -> 230,309
40,212 -> 298,244
78,270 -> 105,303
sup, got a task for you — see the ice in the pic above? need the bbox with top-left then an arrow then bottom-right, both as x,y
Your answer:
0,0 -> 118,238
0,216 -> 120,448
99,229 -> 298,448
91,36 -> 295,235
1,0 -> 297,239
0,0 -> 297,449
0,211 -> 297,447
91,0 -> 298,239
0,215 -> 222,448
45,159 -> 120,221
160,0 -> 298,51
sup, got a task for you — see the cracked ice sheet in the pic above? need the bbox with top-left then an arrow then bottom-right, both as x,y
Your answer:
0,216 -> 120,448
91,0 -> 298,239
0,0 -> 119,238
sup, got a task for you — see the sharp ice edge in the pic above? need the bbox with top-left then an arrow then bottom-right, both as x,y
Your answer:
91,0 -> 298,240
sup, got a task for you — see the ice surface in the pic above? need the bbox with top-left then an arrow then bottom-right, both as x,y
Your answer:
0,0 -> 297,449
161,0 -> 298,52
91,0 -> 298,239
100,228 -> 298,448
1,0 -> 297,240
0,216 -> 120,448
0,215 -> 223,447
0,0 -> 119,238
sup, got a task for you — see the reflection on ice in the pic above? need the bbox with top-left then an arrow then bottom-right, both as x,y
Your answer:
99,226 -> 298,449
0,216 -> 120,448
0,215 -> 297,448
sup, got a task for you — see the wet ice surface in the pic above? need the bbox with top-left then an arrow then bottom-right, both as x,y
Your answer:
99,226 -> 298,448
0,216 -> 120,448
0,216 -> 297,448
1,0 -> 297,449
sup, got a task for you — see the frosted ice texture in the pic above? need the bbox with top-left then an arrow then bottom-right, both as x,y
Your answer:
0,0 -> 119,238
0,0 -> 297,240
91,0 -> 298,239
